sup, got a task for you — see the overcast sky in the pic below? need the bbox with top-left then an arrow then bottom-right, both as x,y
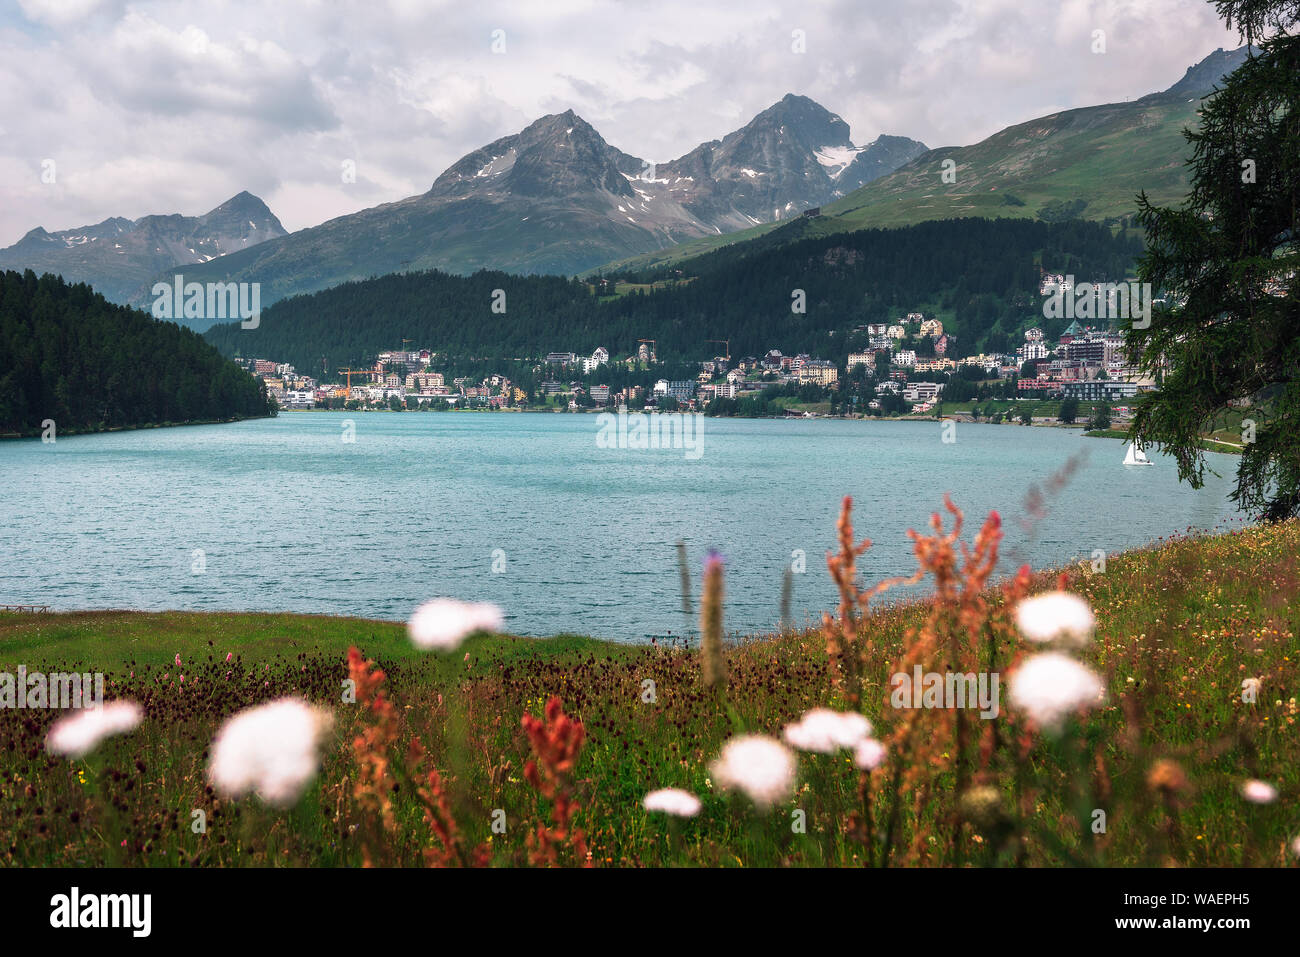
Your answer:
0,0 -> 1243,246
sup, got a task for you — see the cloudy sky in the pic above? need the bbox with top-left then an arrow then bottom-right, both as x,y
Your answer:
0,0 -> 1242,246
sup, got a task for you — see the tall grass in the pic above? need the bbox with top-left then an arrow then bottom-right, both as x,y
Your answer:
0,502 -> 1296,867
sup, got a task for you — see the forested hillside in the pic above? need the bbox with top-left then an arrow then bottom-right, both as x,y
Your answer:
0,270 -> 271,437
206,218 -> 1143,375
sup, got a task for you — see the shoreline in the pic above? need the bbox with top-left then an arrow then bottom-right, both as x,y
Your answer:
0,413 -> 275,442
287,404 -> 1104,427
2,407 -> 1239,456
2,519 -> 1254,651
0,606 -> 692,647
278,406 -> 1243,453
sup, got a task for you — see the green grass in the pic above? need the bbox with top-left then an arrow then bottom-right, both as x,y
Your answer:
1083,428 -> 1245,455
2,515 -> 1297,867
933,398 -> 1114,420
770,397 -> 832,415
589,277 -> 697,303
0,610 -> 632,673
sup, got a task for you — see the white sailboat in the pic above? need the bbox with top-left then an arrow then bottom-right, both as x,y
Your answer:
1123,441 -> 1153,466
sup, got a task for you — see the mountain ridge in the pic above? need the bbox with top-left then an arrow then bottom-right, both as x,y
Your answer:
596,44 -> 1255,277
0,191 -> 285,304
118,95 -> 925,323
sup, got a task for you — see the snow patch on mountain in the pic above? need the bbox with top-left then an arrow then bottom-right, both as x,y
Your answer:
475,149 -> 517,178
815,144 -> 864,178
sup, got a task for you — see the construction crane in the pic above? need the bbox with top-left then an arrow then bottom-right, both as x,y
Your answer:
337,368 -> 380,400
706,339 -> 731,362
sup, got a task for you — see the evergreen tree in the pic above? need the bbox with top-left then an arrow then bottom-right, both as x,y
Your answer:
1130,1 -> 1299,519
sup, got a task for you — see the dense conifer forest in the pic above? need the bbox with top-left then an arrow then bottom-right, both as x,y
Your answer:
205,218 -> 1143,375
0,270 -> 271,437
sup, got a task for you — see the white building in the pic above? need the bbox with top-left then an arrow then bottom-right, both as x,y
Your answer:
904,381 -> 944,403
891,350 -> 917,368
582,346 -> 609,374
847,352 -> 875,370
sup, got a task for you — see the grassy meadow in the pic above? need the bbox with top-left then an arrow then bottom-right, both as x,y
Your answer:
1,503 -> 1297,868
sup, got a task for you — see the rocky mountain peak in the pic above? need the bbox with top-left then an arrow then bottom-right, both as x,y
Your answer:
743,93 -> 854,150
430,109 -> 639,200
1160,44 -> 1254,99
0,193 -> 286,303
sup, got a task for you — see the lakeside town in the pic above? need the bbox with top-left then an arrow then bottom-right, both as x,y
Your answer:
237,273 -> 1155,424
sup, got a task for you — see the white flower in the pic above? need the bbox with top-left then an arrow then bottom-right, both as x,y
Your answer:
408,599 -> 504,651
208,698 -> 333,807
45,701 -> 143,758
854,738 -> 888,770
782,708 -> 872,753
709,735 -> 797,808
1290,835 -> 1300,858
1008,652 -> 1106,732
1014,591 -> 1096,647
643,788 -> 701,817
1240,780 -> 1278,804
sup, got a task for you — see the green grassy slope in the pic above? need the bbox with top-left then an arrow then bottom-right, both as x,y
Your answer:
819,94 -> 1198,229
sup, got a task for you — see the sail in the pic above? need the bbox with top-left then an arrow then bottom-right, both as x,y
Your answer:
1123,442 -> 1152,465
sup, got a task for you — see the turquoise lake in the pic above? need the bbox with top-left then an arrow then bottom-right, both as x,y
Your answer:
0,412 -> 1244,640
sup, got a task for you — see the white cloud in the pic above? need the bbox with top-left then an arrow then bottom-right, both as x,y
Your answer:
16,0 -> 123,26
0,0 -> 1242,246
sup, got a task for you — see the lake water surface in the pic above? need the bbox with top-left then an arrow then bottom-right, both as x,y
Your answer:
0,412 -> 1244,640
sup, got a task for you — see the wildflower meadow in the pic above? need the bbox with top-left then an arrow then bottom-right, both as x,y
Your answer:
1,498 -> 1297,868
